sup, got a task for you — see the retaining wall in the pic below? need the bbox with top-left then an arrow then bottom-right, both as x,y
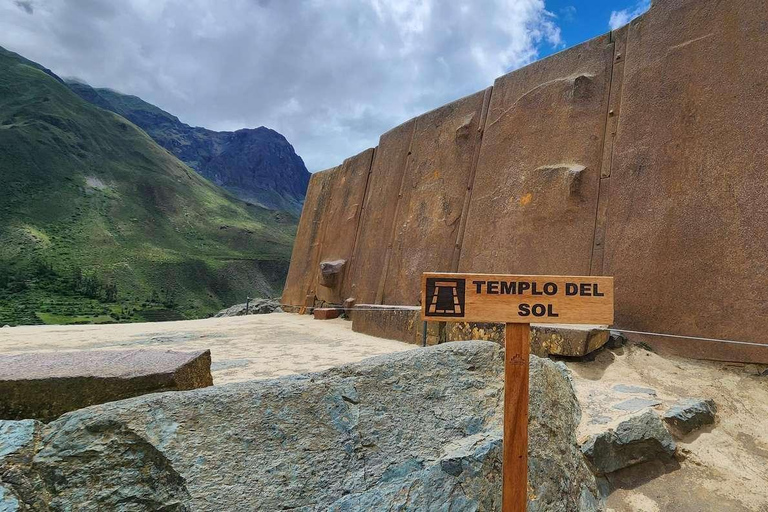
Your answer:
283,0 -> 768,362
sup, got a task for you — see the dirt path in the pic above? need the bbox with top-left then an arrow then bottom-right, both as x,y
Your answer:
0,313 -> 415,385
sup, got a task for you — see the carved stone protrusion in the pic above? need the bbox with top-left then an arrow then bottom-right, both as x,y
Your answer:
571,74 -> 594,101
534,164 -> 587,202
319,260 -> 346,288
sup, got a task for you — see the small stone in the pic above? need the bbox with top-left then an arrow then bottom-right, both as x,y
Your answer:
663,398 -> 717,435
581,410 -> 676,475
606,330 -> 627,349
342,298 -> 356,319
612,397 -> 661,412
313,308 -> 341,320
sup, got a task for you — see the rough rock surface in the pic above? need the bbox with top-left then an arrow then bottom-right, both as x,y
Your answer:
66,81 -> 310,215
530,325 -> 609,357
0,342 -> 601,511
663,398 -> 717,436
0,350 -> 212,422
319,259 -> 346,288
214,299 -> 282,317
581,410 -> 676,475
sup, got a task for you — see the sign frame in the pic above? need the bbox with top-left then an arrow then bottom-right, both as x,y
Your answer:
421,273 -> 614,325
421,272 -> 615,511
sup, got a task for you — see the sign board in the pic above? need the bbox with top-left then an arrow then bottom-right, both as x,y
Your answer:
421,272 -> 614,511
421,273 -> 614,325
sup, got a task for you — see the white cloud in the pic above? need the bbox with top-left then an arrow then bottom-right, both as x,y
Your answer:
609,0 -> 651,31
0,0 -> 564,171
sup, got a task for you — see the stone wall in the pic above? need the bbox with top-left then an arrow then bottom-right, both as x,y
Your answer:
283,0 -> 768,361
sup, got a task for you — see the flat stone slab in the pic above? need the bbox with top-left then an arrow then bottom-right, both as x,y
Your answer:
0,349 -> 212,421
613,384 -> 657,396
612,397 -> 662,412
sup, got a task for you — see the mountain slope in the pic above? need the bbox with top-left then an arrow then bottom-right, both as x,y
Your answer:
0,46 -> 297,325
66,80 -> 310,215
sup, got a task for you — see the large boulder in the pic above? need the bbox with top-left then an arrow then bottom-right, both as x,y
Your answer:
0,342 -> 601,511
0,350 -> 213,422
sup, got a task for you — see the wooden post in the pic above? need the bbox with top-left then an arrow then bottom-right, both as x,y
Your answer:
503,322 -> 530,512
420,273 -> 613,511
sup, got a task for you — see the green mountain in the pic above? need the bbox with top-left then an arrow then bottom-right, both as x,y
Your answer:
0,46 -> 297,326
66,80 -> 310,215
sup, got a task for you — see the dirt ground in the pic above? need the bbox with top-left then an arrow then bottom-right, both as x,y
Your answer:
0,313 -> 415,384
568,344 -> 768,512
1,314 -> 766,510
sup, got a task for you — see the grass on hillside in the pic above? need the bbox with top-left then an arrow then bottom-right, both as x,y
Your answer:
0,47 -> 297,326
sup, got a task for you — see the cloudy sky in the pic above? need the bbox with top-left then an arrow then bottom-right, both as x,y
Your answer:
1,0 -> 649,171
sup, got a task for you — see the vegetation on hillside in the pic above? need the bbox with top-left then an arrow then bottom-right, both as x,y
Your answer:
0,46 -> 297,326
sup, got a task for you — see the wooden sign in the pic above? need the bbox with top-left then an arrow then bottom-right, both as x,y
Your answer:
421,273 -> 613,325
421,272 -> 614,512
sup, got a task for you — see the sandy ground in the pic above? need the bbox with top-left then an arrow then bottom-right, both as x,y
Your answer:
1,314 -> 766,510
567,344 -> 768,512
0,313 -> 415,385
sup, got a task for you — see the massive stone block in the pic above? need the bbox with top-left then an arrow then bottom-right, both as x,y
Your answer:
282,168 -> 338,306
314,149 -> 374,304
347,120 -> 415,304
381,90 -> 490,305
459,34 -> 614,276
0,343 -> 601,511
0,349 -> 212,421
602,0 -> 768,345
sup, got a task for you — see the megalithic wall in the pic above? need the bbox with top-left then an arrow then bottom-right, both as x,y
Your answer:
282,0 -> 768,357
600,0 -> 768,359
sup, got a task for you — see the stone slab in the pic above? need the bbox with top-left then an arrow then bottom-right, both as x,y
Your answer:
612,398 -> 662,412
531,324 -> 610,358
602,0 -> 768,348
350,305 -> 433,345
613,384 -> 657,396
282,168 -> 338,306
314,149 -> 375,304
381,90 -> 487,305
0,349 -> 212,421
446,322 -> 610,357
459,34 -> 614,276
347,120 -> 415,305
313,308 -> 341,320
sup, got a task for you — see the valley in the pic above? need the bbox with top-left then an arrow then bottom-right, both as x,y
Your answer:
0,46 -> 302,326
